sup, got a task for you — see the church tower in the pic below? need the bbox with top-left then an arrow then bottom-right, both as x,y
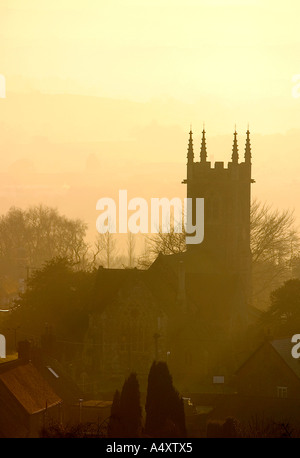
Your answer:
182,127 -> 253,323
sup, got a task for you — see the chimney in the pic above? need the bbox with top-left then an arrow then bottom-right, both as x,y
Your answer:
18,340 -> 31,362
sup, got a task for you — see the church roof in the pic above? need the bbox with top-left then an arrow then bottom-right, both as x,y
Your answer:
149,250 -> 240,318
151,247 -> 228,275
91,264 -> 178,314
91,247 -> 241,321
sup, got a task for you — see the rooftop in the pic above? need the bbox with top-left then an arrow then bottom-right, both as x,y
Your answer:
0,361 -> 62,415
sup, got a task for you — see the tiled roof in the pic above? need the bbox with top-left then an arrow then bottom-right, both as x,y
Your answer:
92,263 -> 178,314
0,361 -> 62,415
36,356 -> 83,404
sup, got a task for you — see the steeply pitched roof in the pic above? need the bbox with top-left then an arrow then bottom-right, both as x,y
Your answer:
34,355 -> 83,405
236,338 -> 300,381
0,361 -> 62,415
271,338 -> 300,379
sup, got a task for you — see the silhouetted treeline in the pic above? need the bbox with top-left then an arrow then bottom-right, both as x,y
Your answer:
1,201 -> 300,313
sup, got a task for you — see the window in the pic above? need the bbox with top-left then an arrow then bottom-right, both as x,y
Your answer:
277,386 -> 288,398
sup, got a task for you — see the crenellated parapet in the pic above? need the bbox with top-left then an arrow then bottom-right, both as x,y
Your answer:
184,128 -> 252,185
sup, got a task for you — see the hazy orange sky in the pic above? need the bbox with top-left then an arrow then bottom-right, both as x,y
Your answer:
2,0 -> 300,124
0,0 -> 300,243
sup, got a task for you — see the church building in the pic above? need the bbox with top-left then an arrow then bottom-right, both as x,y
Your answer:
83,129 -> 254,393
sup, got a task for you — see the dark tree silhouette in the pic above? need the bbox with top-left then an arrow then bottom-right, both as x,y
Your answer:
206,417 -> 239,438
108,374 -> 142,438
119,373 -> 142,438
108,389 -> 122,437
262,278 -> 300,335
145,361 -> 186,438
6,258 -> 93,348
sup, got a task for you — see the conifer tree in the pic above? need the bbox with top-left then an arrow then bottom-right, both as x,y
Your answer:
108,389 -> 121,437
119,373 -> 142,437
145,361 -> 186,437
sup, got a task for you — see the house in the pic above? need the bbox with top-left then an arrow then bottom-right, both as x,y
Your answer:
204,338 -> 300,428
0,342 -> 62,438
234,338 -> 300,399
31,342 -> 85,425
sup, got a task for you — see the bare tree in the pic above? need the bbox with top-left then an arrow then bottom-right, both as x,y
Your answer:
137,237 -> 154,270
148,226 -> 186,257
92,231 -> 118,269
137,221 -> 186,269
0,205 -> 88,279
250,199 -> 299,265
127,232 -> 136,268
138,199 -> 300,309
250,199 -> 299,309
